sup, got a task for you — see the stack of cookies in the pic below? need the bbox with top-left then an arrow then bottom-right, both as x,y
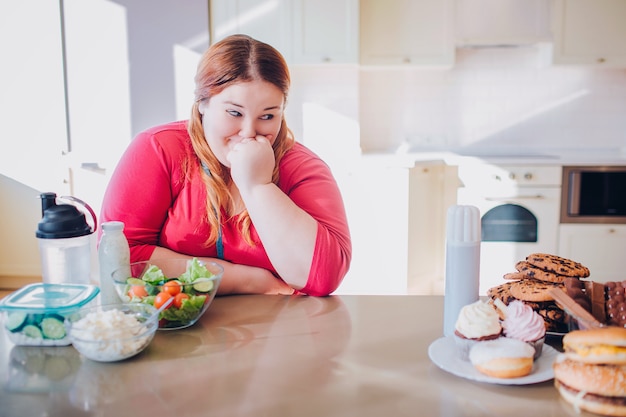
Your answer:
487,253 -> 591,333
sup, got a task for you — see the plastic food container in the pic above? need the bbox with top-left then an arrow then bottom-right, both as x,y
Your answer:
0,283 -> 100,346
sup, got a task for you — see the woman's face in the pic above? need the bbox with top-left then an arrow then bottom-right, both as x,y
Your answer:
198,80 -> 285,168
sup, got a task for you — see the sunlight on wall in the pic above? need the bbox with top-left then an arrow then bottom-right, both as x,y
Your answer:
301,102 -> 361,170
454,46 -> 590,147
469,88 -> 589,144
358,45 -> 624,153
174,45 -> 202,121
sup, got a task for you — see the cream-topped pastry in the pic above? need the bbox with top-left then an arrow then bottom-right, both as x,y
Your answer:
455,300 -> 502,340
454,300 -> 502,360
501,300 -> 546,359
502,300 -> 546,341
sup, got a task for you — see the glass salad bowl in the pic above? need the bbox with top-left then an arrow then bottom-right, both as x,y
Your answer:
111,258 -> 223,330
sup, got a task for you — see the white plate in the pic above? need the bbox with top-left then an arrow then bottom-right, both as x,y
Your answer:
428,336 -> 559,385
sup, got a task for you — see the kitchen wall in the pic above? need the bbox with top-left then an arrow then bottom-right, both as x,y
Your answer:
277,45 -> 626,178
0,174 -> 43,281
362,46 -> 626,154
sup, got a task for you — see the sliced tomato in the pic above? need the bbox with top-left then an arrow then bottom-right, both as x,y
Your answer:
128,285 -> 148,299
163,280 -> 182,296
173,293 -> 190,309
154,292 -> 173,309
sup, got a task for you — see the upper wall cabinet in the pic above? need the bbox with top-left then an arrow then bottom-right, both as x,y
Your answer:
210,0 -> 358,65
552,0 -> 626,67
455,0 -> 551,46
359,0 -> 454,67
210,0 -> 294,61
292,0 -> 358,64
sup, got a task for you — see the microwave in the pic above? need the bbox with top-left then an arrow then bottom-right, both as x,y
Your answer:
561,166 -> 626,224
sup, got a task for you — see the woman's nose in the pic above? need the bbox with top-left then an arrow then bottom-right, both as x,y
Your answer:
239,118 -> 257,139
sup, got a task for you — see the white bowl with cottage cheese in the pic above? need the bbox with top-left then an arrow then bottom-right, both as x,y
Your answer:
65,303 -> 158,362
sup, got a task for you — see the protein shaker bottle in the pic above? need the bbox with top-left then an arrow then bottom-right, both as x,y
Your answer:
36,192 -> 97,285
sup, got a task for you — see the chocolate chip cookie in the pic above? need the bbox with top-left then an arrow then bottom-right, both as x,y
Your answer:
503,271 -> 527,281
509,278 -> 565,302
513,261 -> 566,283
487,282 -> 517,304
525,253 -> 590,278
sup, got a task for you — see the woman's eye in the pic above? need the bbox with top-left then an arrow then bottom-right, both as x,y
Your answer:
227,110 -> 242,117
260,114 -> 274,120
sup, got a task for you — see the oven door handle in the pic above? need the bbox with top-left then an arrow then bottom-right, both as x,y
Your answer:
485,195 -> 545,201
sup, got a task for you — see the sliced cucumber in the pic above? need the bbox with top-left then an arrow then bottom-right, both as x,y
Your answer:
192,278 -> 214,293
41,317 -> 66,340
5,312 -> 28,332
127,278 -> 144,286
22,325 -> 43,339
27,313 -> 44,326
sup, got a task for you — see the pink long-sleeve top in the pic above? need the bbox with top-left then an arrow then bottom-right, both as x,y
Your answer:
100,121 -> 352,296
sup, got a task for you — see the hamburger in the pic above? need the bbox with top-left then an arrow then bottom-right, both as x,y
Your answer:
554,327 -> 626,416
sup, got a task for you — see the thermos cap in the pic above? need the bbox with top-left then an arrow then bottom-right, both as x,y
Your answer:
36,193 -> 95,239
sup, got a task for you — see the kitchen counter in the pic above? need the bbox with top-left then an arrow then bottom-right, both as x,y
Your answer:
0,295 -> 591,416
361,147 -> 626,168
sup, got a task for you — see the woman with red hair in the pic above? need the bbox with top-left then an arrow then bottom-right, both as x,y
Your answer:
100,35 -> 351,296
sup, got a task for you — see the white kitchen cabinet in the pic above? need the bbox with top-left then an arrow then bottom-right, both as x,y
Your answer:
407,163 -> 459,295
62,0 -> 132,217
210,0 -> 358,65
0,0 -> 69,195
552,0 -> 626,67
359,0 -> 454,67
455,0 -> 551,46
210,0 -> 293,61
559,224 -> 626,282
292,0 -> 358,64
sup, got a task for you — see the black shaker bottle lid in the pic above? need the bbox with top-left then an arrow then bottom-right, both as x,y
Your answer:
36,192 -> 93,239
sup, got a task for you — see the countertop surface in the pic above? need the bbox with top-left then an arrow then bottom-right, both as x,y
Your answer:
0,294 -> 595,417
361,147 -> 626,168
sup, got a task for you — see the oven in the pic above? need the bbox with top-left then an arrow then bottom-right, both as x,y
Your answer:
456,164 -> 562,295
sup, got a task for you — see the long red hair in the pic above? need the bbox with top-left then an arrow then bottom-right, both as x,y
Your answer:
187,34 -> 295,246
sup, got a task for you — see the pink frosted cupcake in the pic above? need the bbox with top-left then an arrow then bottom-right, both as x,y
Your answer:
454,300 -> 502,360
501,300 -> 546,360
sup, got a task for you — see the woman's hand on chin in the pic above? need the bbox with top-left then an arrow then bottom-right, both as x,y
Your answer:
227,135 -> 275,194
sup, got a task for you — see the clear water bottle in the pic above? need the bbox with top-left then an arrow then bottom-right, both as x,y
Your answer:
443,205 -> 481,337
98,221 -> 130,304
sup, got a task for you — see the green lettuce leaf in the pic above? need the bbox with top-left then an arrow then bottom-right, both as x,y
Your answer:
178,258 -> 214,284
141,265 -> 166,285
